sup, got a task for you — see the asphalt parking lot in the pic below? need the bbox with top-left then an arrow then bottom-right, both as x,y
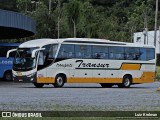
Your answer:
0,81 -> 160,111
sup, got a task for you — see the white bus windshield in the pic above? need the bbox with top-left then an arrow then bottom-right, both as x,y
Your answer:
13,47 -> 39,71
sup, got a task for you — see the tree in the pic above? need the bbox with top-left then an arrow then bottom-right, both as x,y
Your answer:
0,0 -> 17,11
65,0 -> 81,38
4,0 -> 155,43
16,0 -> 31,13
125,0 -> 154,42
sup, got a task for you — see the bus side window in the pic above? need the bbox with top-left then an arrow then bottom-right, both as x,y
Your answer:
134,48 -> 140,60
146,48 -> 155,60
48,44 -> 58,58
92,46 -> 108,59
139,48 -> 147,60
75,45 -> 91,59
125,47 -> 135,60
57,44 -> 74,58
109,47 -> 124,60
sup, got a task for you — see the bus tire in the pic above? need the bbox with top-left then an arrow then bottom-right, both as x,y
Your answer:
100,83 -> 113,88
34,83 -> 44,88
3,71 -> 12,81
53,74 -> 65,88
118,75 -> 132,88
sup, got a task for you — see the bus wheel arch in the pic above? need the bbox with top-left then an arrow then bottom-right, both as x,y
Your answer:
53,73 -> 66,88
118,74 -> 132,88
3,70 -> 12,81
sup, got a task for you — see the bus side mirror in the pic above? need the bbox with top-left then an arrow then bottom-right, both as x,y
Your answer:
6,49 -> 17,59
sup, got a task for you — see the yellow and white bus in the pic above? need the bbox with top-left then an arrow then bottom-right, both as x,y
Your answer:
7,38 -> 156,88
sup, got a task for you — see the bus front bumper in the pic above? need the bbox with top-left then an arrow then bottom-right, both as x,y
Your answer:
13,73 -> 37,83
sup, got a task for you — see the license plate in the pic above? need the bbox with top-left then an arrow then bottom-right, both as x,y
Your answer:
17,72 -> 22,76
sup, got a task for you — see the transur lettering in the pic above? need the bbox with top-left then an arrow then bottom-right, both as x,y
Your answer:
76,60 -> 109,68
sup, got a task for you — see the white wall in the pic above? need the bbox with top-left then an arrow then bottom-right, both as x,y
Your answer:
134,30 -> 160,54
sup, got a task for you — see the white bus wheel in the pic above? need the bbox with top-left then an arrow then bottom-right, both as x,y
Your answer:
100,83 -> 113,88
34,83 -> 44,88
118,75 -> 132,88
53,74 -> 65,88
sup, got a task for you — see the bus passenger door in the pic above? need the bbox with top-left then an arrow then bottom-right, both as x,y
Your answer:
37,52 -> 47,83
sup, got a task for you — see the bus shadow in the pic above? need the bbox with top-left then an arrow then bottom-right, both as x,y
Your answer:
20,86 -> 154,89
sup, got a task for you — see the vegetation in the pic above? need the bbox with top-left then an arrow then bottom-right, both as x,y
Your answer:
156,66 -> 160,81
0,0 -> 157,42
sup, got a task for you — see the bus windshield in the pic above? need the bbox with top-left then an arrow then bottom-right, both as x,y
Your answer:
13,47 -> 39,71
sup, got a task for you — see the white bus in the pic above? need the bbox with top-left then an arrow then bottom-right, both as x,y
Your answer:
7,38 -> 156,88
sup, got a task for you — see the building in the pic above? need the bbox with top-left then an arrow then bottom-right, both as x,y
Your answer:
0,9 -> 36,39
134,30 -> 160,54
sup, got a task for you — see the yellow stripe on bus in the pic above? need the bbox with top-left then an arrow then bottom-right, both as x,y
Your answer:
133,72 -> 155,83
37,72 -> 155,84
121,64 -> 141,70
37,77 -> 55,83
67,78 -> 122,83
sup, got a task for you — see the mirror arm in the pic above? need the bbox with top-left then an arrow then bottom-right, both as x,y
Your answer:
6,49 -> 17,58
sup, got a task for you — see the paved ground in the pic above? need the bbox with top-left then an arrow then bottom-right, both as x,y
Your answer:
0,81 -> 160,111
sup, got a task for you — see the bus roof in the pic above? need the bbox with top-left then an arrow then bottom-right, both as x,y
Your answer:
19,38 -> 155,48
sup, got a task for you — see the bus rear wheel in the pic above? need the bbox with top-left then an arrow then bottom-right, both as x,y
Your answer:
118,75 -> 132,88
100,83 -> 113,88
34,83 -> 44,88
53,74 -> 65,88
3,71 -> 12,81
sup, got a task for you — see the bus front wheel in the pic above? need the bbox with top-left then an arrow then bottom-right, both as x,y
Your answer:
34,83 -> 44,88
118,75 -> 132,88
3,71 -> 12,81
53,74 -> 65,88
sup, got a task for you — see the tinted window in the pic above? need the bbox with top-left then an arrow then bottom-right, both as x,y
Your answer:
134,48 -> 140,60
57,44 -> 74,58
109,47 -> 124,60
125,47 -> 154,61
92,46 -> 108,59
146,48 -> 155,60
125,47 -> 138,60
75,45 -> 91,58
48,44 -> 58,58
43,44 -> 58,58
139,48 -> 147,60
